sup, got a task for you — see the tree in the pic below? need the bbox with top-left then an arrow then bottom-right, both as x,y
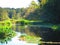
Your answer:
0,7 -> 2,21
16,13 -> 21,19
12,10 -> 16,19
23,1 -> 39,20
1,9 -> 9,20
38,0 -> 60,24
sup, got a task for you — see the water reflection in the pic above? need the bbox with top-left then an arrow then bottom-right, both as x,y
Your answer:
0,32 -> 38,45
10,21 -> 60,45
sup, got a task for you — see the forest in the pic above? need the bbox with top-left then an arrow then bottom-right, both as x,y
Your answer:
0,0 -> 60,45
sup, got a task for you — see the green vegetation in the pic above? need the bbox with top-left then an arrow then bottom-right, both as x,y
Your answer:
0,20 -> 12,29
19,34 -> 41,43
0,28 -> 16,43
0,20 -> 16,43
0,0 -> 60,45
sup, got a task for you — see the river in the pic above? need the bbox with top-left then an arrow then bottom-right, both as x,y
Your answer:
0,22 -> 42,45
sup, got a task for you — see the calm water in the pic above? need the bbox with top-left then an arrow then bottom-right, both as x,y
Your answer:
0,22 -> 39,45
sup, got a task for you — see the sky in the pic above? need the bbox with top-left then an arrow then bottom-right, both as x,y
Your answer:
0,0 -> 38,8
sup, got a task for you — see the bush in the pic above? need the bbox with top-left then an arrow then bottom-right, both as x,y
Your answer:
0,28 -> 16,43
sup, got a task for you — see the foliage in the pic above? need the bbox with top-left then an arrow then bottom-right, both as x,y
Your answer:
51,25 -> 58,30
0,0 -> 60,44
38,0 -> 60,24
0,28 -> 16,43
0,20 -> 16,43
19,34 -> 41,43
0,20 -> 12,29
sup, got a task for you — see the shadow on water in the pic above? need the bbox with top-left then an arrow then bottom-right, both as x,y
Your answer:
11,21 -> 60,45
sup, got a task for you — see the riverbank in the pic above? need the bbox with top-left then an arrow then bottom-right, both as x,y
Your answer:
0,32 -> 38,45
